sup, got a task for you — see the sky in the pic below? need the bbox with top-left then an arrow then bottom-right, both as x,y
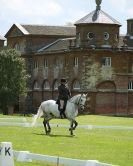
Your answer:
0,0 -> 133,37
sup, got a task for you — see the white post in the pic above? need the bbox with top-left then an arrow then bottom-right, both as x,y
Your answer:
0,142 -> 14,166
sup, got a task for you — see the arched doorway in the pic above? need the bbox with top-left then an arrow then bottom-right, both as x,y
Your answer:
95,81 -> 116,115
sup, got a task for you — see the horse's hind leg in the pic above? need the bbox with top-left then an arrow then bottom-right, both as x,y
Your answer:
43,119 -> 48,134
43,119 -> 51,135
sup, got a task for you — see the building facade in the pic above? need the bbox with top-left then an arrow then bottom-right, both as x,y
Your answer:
5,0 -> 133,116
0,36 -> 6,48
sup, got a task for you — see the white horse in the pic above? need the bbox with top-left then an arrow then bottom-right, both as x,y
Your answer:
31,94 -> 87,136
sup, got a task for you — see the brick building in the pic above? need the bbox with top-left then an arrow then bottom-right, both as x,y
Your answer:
0,35 -> 6,48
5,0 -> 133,116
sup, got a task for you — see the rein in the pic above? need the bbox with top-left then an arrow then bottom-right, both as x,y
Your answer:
76,94 -> 83,106
69,94 -> 84,107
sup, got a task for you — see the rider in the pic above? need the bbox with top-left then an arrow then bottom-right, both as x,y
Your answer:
58,78 -> 71,119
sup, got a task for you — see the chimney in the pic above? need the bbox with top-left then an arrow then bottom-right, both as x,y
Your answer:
127,19 -> 133,36
0,36 -> 6,47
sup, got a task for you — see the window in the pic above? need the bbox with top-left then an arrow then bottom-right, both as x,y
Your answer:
74,57 -> 78,67
128,81 -> 133,90
131,64 -> 133,72
87,32 -> 95,40
102,57 -> 111,67
73,80 -> 80,90
76,32 -> 80,47
54,80 -> 59,90
55,59 -> 60,67
33,81 -> 40,90
33,60 -> 38,69
65,58 -> 69,67
14,43 -> 20,51
43,80 -> 50,90
131,23 -> 133,34
104,32 -> 109,40
44,59 -> 48,68
115,34 -> 118,41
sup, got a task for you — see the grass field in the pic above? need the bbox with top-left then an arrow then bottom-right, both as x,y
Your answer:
0,114 -> 133,166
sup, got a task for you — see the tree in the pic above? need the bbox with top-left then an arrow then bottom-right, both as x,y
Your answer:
81,57 -> 114,90
0,48 -> 28,115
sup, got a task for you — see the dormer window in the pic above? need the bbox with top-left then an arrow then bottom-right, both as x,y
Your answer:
87,32 -> 95,40
104,32 -> 109,40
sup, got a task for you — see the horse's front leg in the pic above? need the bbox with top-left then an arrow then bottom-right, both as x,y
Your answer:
47,121 -> 51,134
43,119 -> 51,135
43,119 -> 48,135
69,120 -> 74,136
73,120 -> 78,130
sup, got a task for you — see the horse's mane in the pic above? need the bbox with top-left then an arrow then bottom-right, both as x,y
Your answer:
69,94 -> 86,102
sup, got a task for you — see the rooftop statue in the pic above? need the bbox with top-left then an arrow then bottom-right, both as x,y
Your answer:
95,0 -> 102,10
95,0 -> 102,6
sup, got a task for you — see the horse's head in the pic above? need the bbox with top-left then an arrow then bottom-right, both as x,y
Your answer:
77,94 -> 87,111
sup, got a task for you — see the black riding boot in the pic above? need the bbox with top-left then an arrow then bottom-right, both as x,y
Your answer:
63,112 -> 66,118
60,109 -> 66,119
60,109 -> 63,119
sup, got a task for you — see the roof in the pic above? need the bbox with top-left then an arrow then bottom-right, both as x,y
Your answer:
15,23 -> 29,34
75,9 -> 121,26
0,35 -> 6,41
5,23 -> 76,37
37,38 -> 75,53
127,18 -> 133,21
37,34 -> 130,53
22,24 -> 76,36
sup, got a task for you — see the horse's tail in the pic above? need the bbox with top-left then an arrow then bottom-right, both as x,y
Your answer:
31,105 -> 43,127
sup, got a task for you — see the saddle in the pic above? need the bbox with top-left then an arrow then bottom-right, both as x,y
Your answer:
56,99 -> 67,119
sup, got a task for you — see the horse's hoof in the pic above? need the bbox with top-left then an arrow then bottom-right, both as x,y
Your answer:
46,133 -> 50,136
45,132 -> 50,135
70,133 -> 75,137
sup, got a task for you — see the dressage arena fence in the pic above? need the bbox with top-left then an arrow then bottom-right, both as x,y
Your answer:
13,149 -> 117,166
0,142 -> 117,166
1,117 -> 133,166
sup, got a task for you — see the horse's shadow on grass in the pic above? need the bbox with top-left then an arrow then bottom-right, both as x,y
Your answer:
33,132 -> 75,138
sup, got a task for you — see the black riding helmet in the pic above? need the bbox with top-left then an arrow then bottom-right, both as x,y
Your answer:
60,78 -> 67,83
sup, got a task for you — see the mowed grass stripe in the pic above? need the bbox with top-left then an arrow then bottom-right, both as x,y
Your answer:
0,115 -> 133,166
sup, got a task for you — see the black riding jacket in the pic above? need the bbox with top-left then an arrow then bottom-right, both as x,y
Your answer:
58,84 -> 71,100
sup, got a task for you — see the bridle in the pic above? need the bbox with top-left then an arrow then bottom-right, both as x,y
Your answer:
77,94 -> 86,109
69,94 -> 86,109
